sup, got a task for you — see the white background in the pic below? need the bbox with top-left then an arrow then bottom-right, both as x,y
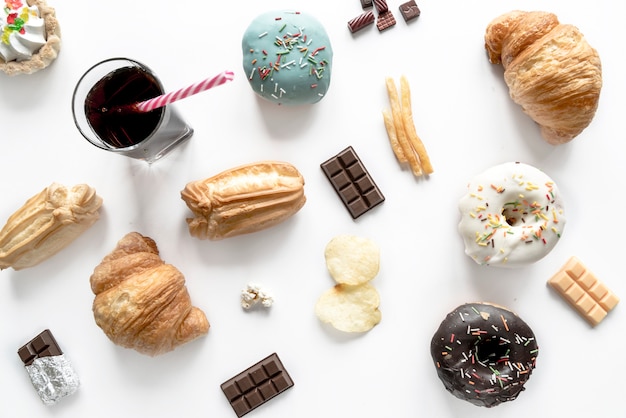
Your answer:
1,0 -> 625,417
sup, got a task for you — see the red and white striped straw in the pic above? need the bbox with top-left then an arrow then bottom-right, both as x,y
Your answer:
134,70 -> 235,113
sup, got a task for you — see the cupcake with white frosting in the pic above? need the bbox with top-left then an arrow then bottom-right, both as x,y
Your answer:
0,0 -> 61,75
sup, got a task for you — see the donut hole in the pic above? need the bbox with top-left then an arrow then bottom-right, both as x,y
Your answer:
475,337 -> 509,364
501,205 -> 526,226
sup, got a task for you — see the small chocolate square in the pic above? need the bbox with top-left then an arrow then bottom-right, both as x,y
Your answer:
17,329 -> 63,366
245,390 -> 264,408
235,375 -> 255,393
273,374 -> 292,391
17,345 -> 37,365
341,184 -> 360,204
222,383 -> 241,401
364,188 -> 385,206
258,380 -> 278,398
262,358 -> 281,376
232,399 -> 249,416
331,172 -> 351,190
322,158 -> 342,176
360,0 -> 373,8
250,368 -> 268,385
347,163 -> 366,180
399,0 -> 421,22
338,148 -> 358,166
355,176 -> 375,193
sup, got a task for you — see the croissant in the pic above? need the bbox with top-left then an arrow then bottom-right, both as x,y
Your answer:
90,232 -> 209,356
484,11 -> 602,144
0,182 -> 102,270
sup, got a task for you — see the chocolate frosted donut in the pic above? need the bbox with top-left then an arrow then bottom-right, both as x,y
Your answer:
430,303 -> 538,407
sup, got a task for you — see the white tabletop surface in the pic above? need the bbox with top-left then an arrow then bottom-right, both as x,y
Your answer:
1,0 -> 625,417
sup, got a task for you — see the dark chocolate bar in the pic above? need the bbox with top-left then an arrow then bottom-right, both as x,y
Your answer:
321,146 -> 385,219
221,353 -> 294,417
18,329 -> 63,366
399,0 -> 421,22
360,0 -> 373,9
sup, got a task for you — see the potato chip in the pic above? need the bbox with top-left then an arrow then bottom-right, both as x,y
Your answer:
315,283 -> 382,332
324,235 -> 380,285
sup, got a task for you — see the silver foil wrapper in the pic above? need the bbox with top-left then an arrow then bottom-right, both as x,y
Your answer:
25,355 -> 80,405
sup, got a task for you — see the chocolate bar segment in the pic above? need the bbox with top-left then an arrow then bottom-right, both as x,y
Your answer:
399,0 -> 421,22
18,329 -> 63,366
548,256 -> 620,326
221,353 -> 294,417
321,146 -> 385,219
360,0 -> 373,9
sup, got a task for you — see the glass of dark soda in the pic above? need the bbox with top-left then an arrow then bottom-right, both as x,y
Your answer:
72,58 -> 193,163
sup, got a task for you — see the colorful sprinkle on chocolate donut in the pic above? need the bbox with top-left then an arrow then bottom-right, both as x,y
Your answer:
430,303 -> 539,407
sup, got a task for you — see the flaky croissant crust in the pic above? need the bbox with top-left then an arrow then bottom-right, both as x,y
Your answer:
90,232 -> 209,356
485,11 -> 602,144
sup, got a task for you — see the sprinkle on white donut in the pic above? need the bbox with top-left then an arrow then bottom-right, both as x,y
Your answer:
458,162 -> 566,268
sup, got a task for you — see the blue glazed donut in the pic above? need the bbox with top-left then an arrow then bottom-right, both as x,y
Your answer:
241,10 -> 333,106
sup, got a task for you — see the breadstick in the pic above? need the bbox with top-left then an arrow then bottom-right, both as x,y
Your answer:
382,109 -> 407,163
385,77 -> 422,176
400,75 -> 433,174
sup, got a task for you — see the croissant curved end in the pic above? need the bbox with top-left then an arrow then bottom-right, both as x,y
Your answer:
176,307 -> 210,346
485,10 -> 602,144
90,233 -> 210,356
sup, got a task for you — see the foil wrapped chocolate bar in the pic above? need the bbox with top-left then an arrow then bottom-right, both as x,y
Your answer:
17,329 -> 80,405
221,353 -> 294,417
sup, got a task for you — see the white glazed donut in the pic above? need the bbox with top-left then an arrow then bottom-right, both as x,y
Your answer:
458,162 -> 566,267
